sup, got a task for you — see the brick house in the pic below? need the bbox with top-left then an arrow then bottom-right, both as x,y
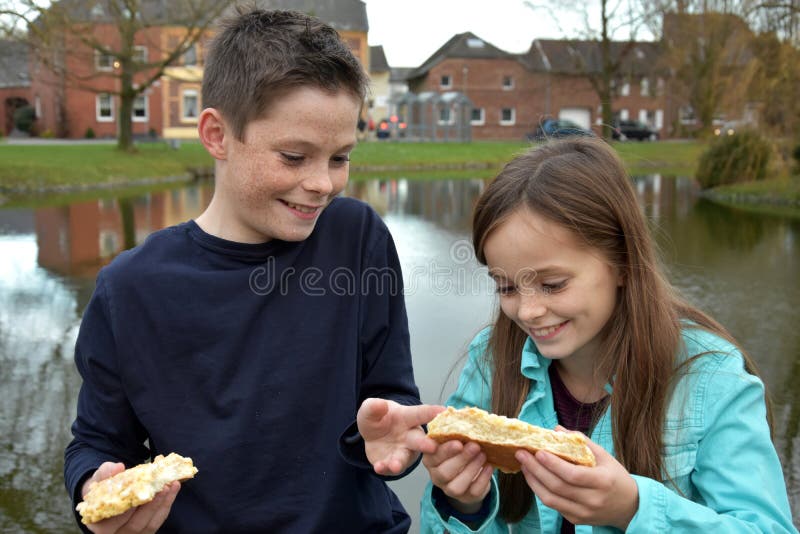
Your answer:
25,0 -> 370,140
0,40 -> 33,136
404,32 -> 667,140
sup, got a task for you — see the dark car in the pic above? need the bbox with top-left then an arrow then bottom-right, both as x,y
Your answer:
376,116 -> 407,139
527,119 -> 594,141
611,119 -> 659,141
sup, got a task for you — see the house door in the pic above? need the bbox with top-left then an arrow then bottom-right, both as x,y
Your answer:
558,108 -> 591,130
5,97 -> 29,135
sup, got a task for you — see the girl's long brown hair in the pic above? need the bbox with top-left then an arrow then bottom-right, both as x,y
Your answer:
472,138 -> 768,522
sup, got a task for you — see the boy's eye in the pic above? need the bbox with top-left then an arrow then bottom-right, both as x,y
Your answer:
280,152 -> 304,164
330,154 -> 351,166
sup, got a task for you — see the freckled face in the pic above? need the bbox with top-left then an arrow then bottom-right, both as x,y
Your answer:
217,86 -> 361,243
483,208 -> 621,366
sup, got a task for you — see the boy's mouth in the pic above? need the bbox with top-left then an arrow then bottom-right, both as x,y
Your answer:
281,200 -> 321,214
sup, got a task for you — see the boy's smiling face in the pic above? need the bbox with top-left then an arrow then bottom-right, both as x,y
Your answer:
204,86 -> 361,243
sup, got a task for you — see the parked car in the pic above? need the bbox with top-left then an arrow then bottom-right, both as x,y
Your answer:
376,116 -> 407,139
611,119 -> 659,141
714,120 -> 750,136
527,119 -> 594,141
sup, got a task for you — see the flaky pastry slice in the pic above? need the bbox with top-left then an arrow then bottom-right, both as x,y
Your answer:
427,406 -> 595,473
76,452 -> 198,524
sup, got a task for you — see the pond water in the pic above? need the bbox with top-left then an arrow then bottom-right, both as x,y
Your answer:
0,175 -> 798,532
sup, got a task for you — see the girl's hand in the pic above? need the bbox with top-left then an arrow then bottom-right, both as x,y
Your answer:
81,462 -> 180,534
516,430 -> 639,530
357,398 -> 444,476
422,440 -> 493,513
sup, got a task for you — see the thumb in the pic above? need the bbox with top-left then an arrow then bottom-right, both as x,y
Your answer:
83,462 -> 125,498
358,398 -> 390,424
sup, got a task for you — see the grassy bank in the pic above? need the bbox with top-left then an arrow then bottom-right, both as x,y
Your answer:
0,139 -> 704,194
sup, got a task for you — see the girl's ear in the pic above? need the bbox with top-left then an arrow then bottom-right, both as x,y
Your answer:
198,108 -> 227,160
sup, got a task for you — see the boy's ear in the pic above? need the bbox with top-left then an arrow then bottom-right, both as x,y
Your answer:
198,108 -> 227,160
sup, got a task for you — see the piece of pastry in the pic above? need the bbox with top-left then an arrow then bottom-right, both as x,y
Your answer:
76,452 -> 198,524
427,406 -> 595,473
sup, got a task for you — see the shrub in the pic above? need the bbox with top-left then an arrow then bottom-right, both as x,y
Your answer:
85,127 -> 96,139
13,105 -> 36,133
39,129 -> 55,139
793,142 -> 800,174
695,129 -> 772,189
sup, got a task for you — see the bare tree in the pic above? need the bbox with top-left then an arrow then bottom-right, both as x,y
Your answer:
0,0 -> 233,151
525,0 -> 651,139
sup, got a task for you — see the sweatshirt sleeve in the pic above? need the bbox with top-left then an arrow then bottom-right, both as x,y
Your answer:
420,329 -> 510,533
63,274 -> 150,527
337,224 -> 422,476
626,358 -> 797,533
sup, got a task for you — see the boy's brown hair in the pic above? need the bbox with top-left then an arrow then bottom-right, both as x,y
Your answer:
202,7 -> 369,140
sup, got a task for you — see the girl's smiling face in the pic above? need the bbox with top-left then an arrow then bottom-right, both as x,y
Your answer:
483,208 -> 622,367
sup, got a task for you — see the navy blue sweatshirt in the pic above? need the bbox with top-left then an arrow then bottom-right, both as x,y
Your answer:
64,197 -> 421,533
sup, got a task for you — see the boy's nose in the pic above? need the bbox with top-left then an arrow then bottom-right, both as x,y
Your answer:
303,166 -> 334,196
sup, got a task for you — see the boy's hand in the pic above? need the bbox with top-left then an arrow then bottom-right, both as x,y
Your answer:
81,462 -> 181,534
357,398 -> 444,476
422,440 -> 493,513
515,428 -> 639,531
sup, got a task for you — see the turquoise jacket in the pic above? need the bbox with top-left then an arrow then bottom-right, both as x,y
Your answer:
420,327 -> 797,533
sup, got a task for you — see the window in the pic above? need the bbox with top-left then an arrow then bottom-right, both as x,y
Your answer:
679,106 -> 696,124
438,106 -> 453,125
470,107 -> 485,125
440,75 -> 452,89
133,94 -> 147,121
182,89 -> 199,121
183,44 -> 197,66
96,93 -> 114,121
502,76 -> 514,90
619,108 -> 629,120
35,96 -> 41,119
640,78 -> 650,97
95,50 -> 114,71
620,82 -> 630,96
133,46 -> 147,64
500,108 -> 515,125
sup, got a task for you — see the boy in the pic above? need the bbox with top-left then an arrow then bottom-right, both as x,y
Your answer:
64,8 -> 441,533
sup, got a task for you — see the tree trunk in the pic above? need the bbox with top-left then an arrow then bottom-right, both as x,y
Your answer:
117,67 -> 134,152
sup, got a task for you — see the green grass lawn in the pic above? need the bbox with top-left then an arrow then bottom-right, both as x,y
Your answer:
0,139 -> 704,193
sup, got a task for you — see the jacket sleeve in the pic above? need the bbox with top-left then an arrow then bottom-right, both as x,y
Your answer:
63,274 -> 150,528
338,225 -> 422,477
420,329 -> 511,534
626,357 -> 797,533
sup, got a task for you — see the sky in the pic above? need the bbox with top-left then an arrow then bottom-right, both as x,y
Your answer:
362,0 -> 605,68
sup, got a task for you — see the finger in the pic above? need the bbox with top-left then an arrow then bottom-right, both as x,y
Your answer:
423,440 -> 464,469
144,482 -> 180,532
374,448 -> 415,476
83,462 -> 126,498
444,451 -> 487,497
534,449 -> 596,488
430,443 -> 482,485
85,508 -> 134,533
468,462 -> 494,499
405,426 -> 440,455
522,465 -> 582,518
517,450 -> 574,498
401,404 -> 446,428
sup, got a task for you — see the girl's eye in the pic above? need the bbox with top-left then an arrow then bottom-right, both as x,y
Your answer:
280,153 -> 304,164
541,280 -> 567,294
495,284 -> 516,295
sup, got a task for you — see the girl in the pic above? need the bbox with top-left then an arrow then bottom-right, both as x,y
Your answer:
419,137 -> 797,533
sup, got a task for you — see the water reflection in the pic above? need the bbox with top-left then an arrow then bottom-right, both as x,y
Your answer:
0,175 -> 798,532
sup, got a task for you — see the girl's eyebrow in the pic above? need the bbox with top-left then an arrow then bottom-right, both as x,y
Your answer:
489,266 -> 568,280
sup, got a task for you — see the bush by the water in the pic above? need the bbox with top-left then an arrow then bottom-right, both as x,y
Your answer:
793,142 -> 800,174
695,129 -> 772,189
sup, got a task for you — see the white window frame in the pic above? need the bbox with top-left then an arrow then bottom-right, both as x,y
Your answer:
35,96 -> 41,119
438,106 -> 454,125
619,108 -> 629,120
500,107 -> 515,126
132,94 -> 148,122
440,74 -> 452,89
96,93 -> 114,122
502,75 -> 514,90
181,89 -> 199,122
95,50 -> 114,71
640,77 -> 650,96
620,82 -> 630,96
133,45 -> 148,64
470,107 -> 485,126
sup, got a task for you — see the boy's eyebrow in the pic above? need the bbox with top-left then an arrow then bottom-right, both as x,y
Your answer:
277,139 -> 357,153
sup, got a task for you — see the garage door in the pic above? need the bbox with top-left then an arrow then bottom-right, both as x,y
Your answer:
558,108 -> 591,129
